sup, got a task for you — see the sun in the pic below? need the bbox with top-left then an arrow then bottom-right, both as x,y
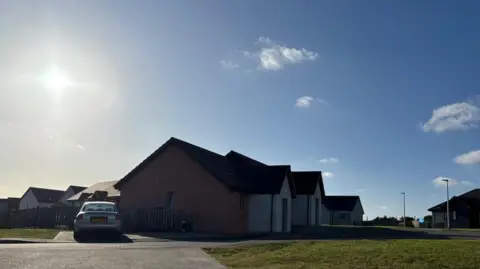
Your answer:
42,66 -> 72,91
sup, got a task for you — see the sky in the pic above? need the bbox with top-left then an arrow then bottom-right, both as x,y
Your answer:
1,1 -> 479,220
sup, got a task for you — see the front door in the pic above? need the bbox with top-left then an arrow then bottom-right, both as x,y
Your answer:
282,198 -> 288,232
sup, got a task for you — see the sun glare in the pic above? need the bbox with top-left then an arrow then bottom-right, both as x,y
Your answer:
42,67 -> 72,91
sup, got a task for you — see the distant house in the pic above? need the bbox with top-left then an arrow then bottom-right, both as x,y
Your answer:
18,187 -> 65,210
114,137 -> 296,234
291,171 -> 325,226
66,181 -> 120,207
0,197 -> 20,227
428,188 -> 480,229
323,195 -> 364,225
0,199 -> 7,216
58,185 -> 87,203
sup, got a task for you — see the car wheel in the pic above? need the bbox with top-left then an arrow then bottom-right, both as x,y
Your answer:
73,231 -> 81,240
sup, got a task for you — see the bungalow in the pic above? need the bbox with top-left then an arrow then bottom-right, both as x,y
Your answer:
18,187 -> 65,210
114,137 -> 296,234
428,188 -> 480,229
67,180 -> 120,207
291,171 -> 325,226
323,195 -> 364,225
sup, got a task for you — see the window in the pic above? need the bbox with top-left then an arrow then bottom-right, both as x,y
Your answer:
453,211 -> 456,221
166,191 -> 174,209
81,202 -> 117,213
239,195 -> 245,212
339,213 -> 347,220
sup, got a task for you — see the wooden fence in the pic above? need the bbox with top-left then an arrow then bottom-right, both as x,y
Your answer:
9,207 -> 80,229
2,206 -> 195,232
120,207 -> 195,233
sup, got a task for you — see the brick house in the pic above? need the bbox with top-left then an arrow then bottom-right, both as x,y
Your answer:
291,172 -> 325,226
114,137 -> 296,234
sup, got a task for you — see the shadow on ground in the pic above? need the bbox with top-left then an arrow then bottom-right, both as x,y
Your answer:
129,226 -> 480,243
74,231 -> 133,243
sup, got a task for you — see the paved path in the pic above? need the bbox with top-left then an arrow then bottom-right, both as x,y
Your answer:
0,242 -> 227,269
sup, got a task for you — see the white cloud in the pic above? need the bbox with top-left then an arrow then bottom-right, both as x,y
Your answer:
454,150 -> 480,165
380,206 -> 388,210
460,180 -> 473,186
422,102 -> 480,133
356,188 -> 365,193
323,172 -> 333,178
76,144 -> 85,150
220,60 -> 239,70
245,37 -> 318,71
295,96 -> 314,108
318,157 -> 339,164
432,177 -> 458,187
295,96 -> 327,108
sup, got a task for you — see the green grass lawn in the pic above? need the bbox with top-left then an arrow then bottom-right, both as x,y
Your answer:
205,240 -> 480,269
0,229 -> 59,239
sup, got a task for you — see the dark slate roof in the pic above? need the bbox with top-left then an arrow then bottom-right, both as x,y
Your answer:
292,171 -> 325,196
27,187 -> 65,203
115,137 -> 296,197
69,186 -> 87,194
324,196 -> 361,212
428,188 -> 480,212
226,151 -> 268,167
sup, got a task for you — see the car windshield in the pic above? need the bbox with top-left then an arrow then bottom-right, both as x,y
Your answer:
81,203 -> 117,212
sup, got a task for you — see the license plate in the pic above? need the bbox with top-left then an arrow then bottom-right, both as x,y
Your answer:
90,217 -> 106,224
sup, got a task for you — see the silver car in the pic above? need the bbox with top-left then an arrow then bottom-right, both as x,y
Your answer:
73,201 -> 122,238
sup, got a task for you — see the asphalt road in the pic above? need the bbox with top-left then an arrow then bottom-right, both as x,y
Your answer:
0,242 -> 228,269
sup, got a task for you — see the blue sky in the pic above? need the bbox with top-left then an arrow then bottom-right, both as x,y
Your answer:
1,1 -> 479,220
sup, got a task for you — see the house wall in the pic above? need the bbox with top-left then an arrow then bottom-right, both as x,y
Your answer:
248,194 -> 272,233
350,200 -> 363,225
291,195 -> 308,226
432,210 -> 471,228
119,146 -> 248,234
18,190 -> 39,210
310,183 -> 322,226
272,177 -> 291,233
0,200 -> 7,214
321,204 -> 330,224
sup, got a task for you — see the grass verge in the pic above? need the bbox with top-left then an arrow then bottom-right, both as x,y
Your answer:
0,229 -> 59,239
205,240 -> 480,269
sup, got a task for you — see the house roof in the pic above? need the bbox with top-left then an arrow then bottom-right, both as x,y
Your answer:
67,180 -> 119,201
428,188 -> 480,212
23,187 -> 65,203
324,196 -> 361,212
291,171 -> 325,196
225,151 -> 268,167
68,185 -> 87,194
114,137 -> 296,197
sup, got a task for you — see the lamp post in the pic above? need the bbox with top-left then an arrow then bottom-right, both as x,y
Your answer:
401,192 -> 406,227
442,179 -> 450,230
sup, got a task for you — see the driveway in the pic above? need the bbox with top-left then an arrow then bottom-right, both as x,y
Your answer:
0,241 -> 226,269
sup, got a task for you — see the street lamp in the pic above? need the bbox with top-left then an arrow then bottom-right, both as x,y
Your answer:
442,179 -> 450,230
401,192 -> 406,227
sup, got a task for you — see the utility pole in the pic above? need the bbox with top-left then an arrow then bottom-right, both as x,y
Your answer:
401,192 -> 406,227
442,179 -> 450,230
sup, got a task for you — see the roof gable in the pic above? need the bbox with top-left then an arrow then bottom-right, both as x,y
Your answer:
68,186 -> 87,194
324,196 -> 361,212
428,188 -> 480,212
226,151 -> 268,167
292,171 -> 323,195
114,137 -> 296,196
27,187 -> 65,203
